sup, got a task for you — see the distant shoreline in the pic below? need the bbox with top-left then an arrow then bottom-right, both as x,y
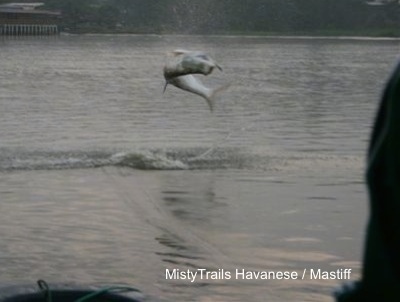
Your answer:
61,28 -> 400,38
59,32 -> 400,41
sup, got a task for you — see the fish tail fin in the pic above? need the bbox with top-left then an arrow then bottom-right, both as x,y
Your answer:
206,83 -> 231,112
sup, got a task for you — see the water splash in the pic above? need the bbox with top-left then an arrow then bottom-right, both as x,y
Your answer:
0,147 -> 362,172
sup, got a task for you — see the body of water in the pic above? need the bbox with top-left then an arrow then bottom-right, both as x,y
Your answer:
0,34 -> 399,301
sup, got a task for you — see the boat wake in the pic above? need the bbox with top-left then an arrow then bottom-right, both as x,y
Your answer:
0,147 -> 249,171
0,147 -> 362,172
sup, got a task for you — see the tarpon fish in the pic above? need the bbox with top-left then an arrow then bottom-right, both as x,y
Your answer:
163,49 -> 229,112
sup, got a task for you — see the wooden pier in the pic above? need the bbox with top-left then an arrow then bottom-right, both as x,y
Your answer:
0,3 -> 60,36
0,24 -> 58,35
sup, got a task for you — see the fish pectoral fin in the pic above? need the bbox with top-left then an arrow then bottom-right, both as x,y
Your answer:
163,81 -> 168,94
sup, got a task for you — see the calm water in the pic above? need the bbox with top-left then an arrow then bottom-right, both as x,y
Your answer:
0,35 -> 399,301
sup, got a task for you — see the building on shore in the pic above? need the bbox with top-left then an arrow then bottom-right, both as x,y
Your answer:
366,0 -> 400,5
0,2 -> 61,35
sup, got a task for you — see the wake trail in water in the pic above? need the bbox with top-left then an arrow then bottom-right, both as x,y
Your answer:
0,146 -> 363,173
101,166 -> 234,271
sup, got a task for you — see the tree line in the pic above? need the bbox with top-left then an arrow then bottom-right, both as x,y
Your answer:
1,0 -> 399,36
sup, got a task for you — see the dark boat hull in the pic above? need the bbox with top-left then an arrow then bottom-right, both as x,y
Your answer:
0,282 -> 146,302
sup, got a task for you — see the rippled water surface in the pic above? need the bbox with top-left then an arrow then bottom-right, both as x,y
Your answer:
0,35 -> 399,301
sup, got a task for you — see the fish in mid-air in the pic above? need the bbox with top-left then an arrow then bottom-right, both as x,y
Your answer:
163,49 -> 229,111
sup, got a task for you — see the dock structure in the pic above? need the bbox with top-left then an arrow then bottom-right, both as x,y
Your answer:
0,2 -> 61,36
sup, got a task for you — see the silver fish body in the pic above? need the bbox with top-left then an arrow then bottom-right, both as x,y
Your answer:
164,50 -> 222,79
168,75 -> 215,111
163,49 -> 228,111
